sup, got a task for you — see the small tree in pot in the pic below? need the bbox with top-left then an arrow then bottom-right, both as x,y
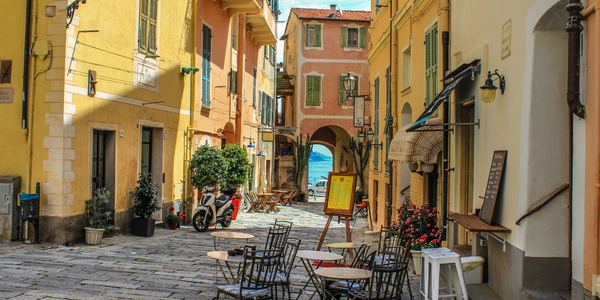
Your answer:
222,144 -> 252,193
85,187 -> 119,244
190,145 -> 226,191
130,172 -> 161,237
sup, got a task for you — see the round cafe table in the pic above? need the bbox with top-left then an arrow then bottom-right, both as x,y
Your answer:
314,267 -> 373,299
207,250 -> 246,285
295,250 -> 343,300
210,231 -> 254,250
327,242 -> 366,265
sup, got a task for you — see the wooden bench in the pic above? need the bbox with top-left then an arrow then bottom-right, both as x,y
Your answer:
448,213 -> 511,252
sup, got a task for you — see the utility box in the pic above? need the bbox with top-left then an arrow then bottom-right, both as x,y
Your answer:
0,176 -> 21,241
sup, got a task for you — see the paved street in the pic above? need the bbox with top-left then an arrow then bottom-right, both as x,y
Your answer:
0,200 -> 420,299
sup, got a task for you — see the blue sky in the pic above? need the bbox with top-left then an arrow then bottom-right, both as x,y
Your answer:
276,0 -> 371,62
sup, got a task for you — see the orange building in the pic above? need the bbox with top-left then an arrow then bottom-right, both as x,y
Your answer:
279,6 -> 370,190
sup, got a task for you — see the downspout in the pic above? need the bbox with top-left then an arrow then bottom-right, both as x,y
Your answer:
21,0 -> 33,135
26,0 -> 41,193
387,0 -> 396,227
440,0 -> 450,240
566,1 -> 586,118
185,0 -> 197,219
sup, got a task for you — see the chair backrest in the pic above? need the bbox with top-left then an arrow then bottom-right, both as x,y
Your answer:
278,237 -> 301,277
241,247 -> 282,291
366,262 -> 407,300
348,244 -> 371,268
265,226 -> 290,250
378,226 -> 405,256
274,219 -> 293,236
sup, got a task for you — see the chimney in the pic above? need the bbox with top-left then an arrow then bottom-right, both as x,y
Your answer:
330,4 -> 337,17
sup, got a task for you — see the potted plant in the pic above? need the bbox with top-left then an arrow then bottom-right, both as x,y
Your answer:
190,145 -> 226,192
130,172 -> 161,237
403,200 -> 441,275
167,214 -> 182,230
85,187 -> 119,244
221,144 -> 252,194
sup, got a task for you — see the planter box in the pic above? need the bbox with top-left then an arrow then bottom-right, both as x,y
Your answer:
131,218 -> 155,237
85,227 -> 105,245
410,250 -> 423,275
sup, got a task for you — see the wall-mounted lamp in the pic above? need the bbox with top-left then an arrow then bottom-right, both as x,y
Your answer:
408,162 -> 419,172
247,141 -> 255,148
343,72 -> 371,101
421,163 -> 435,174
480,69 -> 506,103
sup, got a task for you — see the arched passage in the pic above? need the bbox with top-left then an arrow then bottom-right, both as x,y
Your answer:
399,103 -> 413,200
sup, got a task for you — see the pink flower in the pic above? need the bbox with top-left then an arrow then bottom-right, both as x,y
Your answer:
433,207 -> 437,212
427,209 -> 430,212
427,224 -> 431,227
429,213 -> 434,217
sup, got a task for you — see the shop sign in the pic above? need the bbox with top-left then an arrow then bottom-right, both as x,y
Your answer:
262,132 -> 274,142
0,88 -> 13,104
354,96 -> 365,128
502,20 -> 511,60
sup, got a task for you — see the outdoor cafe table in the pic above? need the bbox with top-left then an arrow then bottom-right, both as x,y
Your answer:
314,267 -> 373,299
207,250 -> 246,285
257,193 -> 275,212
326,242 -> 366,265
272,189 -> 289,205
210,231 -> 254,250
295,250 -> 344,300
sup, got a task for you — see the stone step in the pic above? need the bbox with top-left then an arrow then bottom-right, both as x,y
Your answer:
523,289 -> 571,300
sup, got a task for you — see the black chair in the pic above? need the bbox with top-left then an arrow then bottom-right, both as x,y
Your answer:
348,262 -> 408,300
272,238 -> 301,299
265,226 -> 290,251
273,219 -> 293,237
376,226 -> 405,264
326,249 -> 377,299
216,247 -> 281,300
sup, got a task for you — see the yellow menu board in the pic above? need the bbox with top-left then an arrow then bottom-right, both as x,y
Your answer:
324,172 -> 357,216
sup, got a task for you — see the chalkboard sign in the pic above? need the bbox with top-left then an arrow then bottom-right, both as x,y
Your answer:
479,150 -> 507,225
324,172 -> 357,217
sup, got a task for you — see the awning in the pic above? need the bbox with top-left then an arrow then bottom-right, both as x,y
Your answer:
407,61 -> 479,132
389,117 -> 443,163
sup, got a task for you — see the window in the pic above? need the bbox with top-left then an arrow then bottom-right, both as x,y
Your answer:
341,26 -> 366,48
263,46 -> 276,68
276,96 -> 284,126
373,77 -> 380,171
252,68 -> 257,107
201,24 -> 212,108
402,46 -> 412,90
339,74 -> 359,104
385,66 -> 391,172
259,92 -> 264,116
425,23 -> 438,107
138,0 -> 158,53
305,75 -> 321,106
230,69 -> 237,94
306,24 -> 321,47
231,16 -> 238,50
261,94 -> 274,126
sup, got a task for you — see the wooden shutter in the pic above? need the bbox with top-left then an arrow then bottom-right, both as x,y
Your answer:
305,24 -> 309,46
260,92 -> 264,116
341,26 -> 348,47
202,25 -> 212,107
354,76 -> 359,97
0,61 -> 12,84
313,76 -> 321,105
139,0 -> 148,50
425,24 -> 438,106
314,25 -> 321,47
338,75 -> 345,104
148,0 -> 157,52
306,76 -> 314,106
359,27 -> 366,48
253,68 -> 257,106
374,77 -> 380,170
431,25 -> 438,98
425,27 -> 432,106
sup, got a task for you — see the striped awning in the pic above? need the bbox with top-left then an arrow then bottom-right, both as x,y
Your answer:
388,117 -> 443,163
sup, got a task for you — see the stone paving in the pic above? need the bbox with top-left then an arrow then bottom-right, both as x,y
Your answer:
0,199 -> 421,299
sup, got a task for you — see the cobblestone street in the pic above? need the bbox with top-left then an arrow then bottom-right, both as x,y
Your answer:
0,200 -> 420,299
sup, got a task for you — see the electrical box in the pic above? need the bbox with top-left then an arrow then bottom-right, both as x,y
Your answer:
0,176 -> 21,241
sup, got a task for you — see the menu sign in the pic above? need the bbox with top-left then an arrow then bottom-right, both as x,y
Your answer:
324,172 -> 357,216
480,150 -> 507,225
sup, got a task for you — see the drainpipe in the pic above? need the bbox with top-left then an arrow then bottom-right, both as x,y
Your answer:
440,0 -> 450,240
26,0 -> 40,194
184,0 -> 197,221
21,0 -> 33,134
566,0 -> 586,119
387,0 -> 395,227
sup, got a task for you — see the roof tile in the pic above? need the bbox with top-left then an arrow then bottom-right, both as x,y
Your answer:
292,8 -> 370,22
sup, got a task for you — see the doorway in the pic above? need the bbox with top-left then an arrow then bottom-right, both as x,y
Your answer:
140,125 -> 164,221
458,100 -> 475,246
91,129 -> 116,224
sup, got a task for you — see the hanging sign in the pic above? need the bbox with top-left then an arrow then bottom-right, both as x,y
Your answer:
324,172 -> 357,216
353,96 -> 365,128
479,150 -> 508,225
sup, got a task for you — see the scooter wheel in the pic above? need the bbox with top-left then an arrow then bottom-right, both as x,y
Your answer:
193,211 -> 210,232
220,209 -> 233,228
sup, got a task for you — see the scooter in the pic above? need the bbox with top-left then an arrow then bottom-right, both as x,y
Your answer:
192,187 -> 235,232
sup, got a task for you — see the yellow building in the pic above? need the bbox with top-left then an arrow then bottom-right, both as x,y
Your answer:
368,0 -> 448,229
0,0 -> 277,244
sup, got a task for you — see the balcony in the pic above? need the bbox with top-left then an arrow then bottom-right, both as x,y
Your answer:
218,0 -> 262,16
246,5 -> 278,46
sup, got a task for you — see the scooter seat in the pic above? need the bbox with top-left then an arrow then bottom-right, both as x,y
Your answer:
215,199 -> 229,209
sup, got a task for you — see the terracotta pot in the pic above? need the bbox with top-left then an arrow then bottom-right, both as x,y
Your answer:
170,223 -> 177,230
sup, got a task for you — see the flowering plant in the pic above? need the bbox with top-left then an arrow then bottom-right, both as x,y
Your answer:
391,195 -> 416,234
407,201 -> 441,250
231,194 -> 243,201
177,211 -> 186,223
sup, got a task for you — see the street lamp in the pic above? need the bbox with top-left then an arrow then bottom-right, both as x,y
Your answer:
343,72 -> 356,100
357,130 -> 365,144
367,128 -> 374,143
480,69 -> 506,103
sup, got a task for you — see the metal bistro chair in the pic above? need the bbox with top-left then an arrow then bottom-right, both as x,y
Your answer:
375,226 -> 414,300
272,238 -> 301,300
348,262 -> 407,300
265,226 -> 290,251
326,246 -> 377,299
216,247 -> 281,300
273,219 -> 293,236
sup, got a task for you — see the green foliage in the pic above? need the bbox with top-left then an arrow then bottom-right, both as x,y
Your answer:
222,144 -> 252,188
167,214 -> 182,225
86,188 -> 119,231
349,127 -> 370,193
293,134 -> 312,190
190,145 -> 227,189
130,173 -> 161,220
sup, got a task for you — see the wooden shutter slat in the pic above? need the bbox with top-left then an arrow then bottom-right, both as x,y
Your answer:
306,76 -> 313,106
359,27 -> 366,48
314,25 -> 321,47
339,75 -> 345,104
341,26 -> 347,48
314,76 -> 321,105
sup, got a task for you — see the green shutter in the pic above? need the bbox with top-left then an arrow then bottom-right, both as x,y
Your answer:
425,24 -> 438,106
432,24 -> 438,99
314,76 -> 321,105
139,0 -> 148,50
314,25 -> 321,47
374,77 -> 380,170
339,75 -> 345,104
354,76 -> 359,97
425,28 -> 432,105
341,26 -> 348,47
306,76 -> 314,106
359,27 -> 366,48
305,24 -> 310,46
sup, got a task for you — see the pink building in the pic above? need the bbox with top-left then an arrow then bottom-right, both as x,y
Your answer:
277,6 -> 370,190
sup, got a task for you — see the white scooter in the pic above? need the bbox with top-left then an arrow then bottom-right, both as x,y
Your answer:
192,187 -> 235,232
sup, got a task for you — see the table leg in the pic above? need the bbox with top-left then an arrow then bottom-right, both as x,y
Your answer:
296,258 -> 323,300
215,259 -> 231,285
